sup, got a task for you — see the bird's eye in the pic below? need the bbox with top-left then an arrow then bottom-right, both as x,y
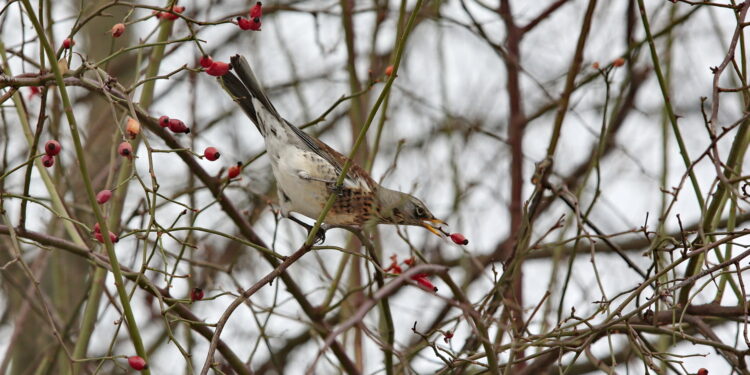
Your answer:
414,206 -> 425,218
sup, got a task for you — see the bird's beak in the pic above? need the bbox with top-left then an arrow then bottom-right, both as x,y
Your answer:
421,218 -> 446,237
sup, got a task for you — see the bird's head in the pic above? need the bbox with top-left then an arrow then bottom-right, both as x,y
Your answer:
377,188 -> 445,236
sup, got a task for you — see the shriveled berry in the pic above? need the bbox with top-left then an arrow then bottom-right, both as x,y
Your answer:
384,65 -> 394,76
190,287 -> 205,301
41,154 -> 54,168
127,355 -> 147,371
158,115 -> 170,127
199,55 -> 213,68
450,233 -> 468,245
168,118 -> 190,134
249,2 -> 263,19
96,189 -> 112,204
45,140 -> 62,156
204,147 -> 220,161
160,5 -> 184,20
126,116 -> 140,139
227,162 -> 241,179
62,38 -> 75,49
111,23 -> 125,37
205,61 -> 231,76
118,141 -> 133,157
612,57 -> 625,67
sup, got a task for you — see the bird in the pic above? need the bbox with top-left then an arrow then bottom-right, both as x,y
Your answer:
217,55 -> 444,240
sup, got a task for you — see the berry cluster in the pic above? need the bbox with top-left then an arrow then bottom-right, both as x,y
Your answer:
41,140 -> 61,168
237,2 -> 263,31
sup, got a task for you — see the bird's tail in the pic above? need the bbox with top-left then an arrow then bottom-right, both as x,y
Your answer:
218,55 -> 282,137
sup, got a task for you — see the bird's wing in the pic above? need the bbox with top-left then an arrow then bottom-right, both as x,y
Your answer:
218,54 -> 375,189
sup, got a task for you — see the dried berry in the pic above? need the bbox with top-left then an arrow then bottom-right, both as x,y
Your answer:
227,162 -> 241,179
204,147 -> 220,161
158,115 -> 170,127
111,23 -> 125,38
126,117 -> 140,139
384,65 -> 394,76
41,154 -> 54,168
249,2 -> 263,19
127,356 -> 147,371
168,118 -> 190,134
118,141 -> 133,157
96,189 -> 112,204
199,55 -> 213,68
190,287 -> 205,301
450,233 -> 468,245
612,57 -> 625,67
45,140 -> 62,156
205,61 -> 231,76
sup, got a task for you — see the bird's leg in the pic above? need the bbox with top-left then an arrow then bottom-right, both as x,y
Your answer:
287,214 -> 326,244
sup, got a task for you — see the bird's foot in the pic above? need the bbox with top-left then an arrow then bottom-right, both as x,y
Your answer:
288,215 -> 326,244
326,182 -> 345,197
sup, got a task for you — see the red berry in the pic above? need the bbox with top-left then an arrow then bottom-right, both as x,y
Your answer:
205,61 -> 231,76
158,115 -> 170,127
93,222 -> 101,233
443,331 -> 454,342
28,86 -> 41,100
450,233 -> 469,245
111,23 -> 125,37
250,2 -> 263,19
613,57 -> 625,67
384,65 -> 394,76
190,287 -> 204,301
118,141 -> 133,157
96,189 -> 112,204
203,147 -> 220,161
127,356 -> 147,371
95,231 -> 118,244
62,38 -> 74,49
403,257 -> 415,266
248,17 -> 261,31
199,55 -> 213,68
227,162 -> 241,179
168,118 -> 190,134
697,369 -> 709,375
160,5 -> 184,21
411,273 -> 437,292
41,154 -> 54,168
237,17 -> 252,30
45,140 -> 62,156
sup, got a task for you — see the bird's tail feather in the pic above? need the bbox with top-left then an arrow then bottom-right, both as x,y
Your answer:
218,55 -> 282,137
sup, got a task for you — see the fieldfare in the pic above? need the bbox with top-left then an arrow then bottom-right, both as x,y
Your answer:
218,55 -> 443,238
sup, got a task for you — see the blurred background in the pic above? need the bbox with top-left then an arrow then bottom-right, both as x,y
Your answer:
1,0 -> 749,374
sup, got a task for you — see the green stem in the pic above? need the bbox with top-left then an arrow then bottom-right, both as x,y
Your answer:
20,1 -> 150,372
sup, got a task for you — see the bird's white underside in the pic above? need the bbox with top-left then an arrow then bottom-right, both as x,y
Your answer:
252,97 -> 371,225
